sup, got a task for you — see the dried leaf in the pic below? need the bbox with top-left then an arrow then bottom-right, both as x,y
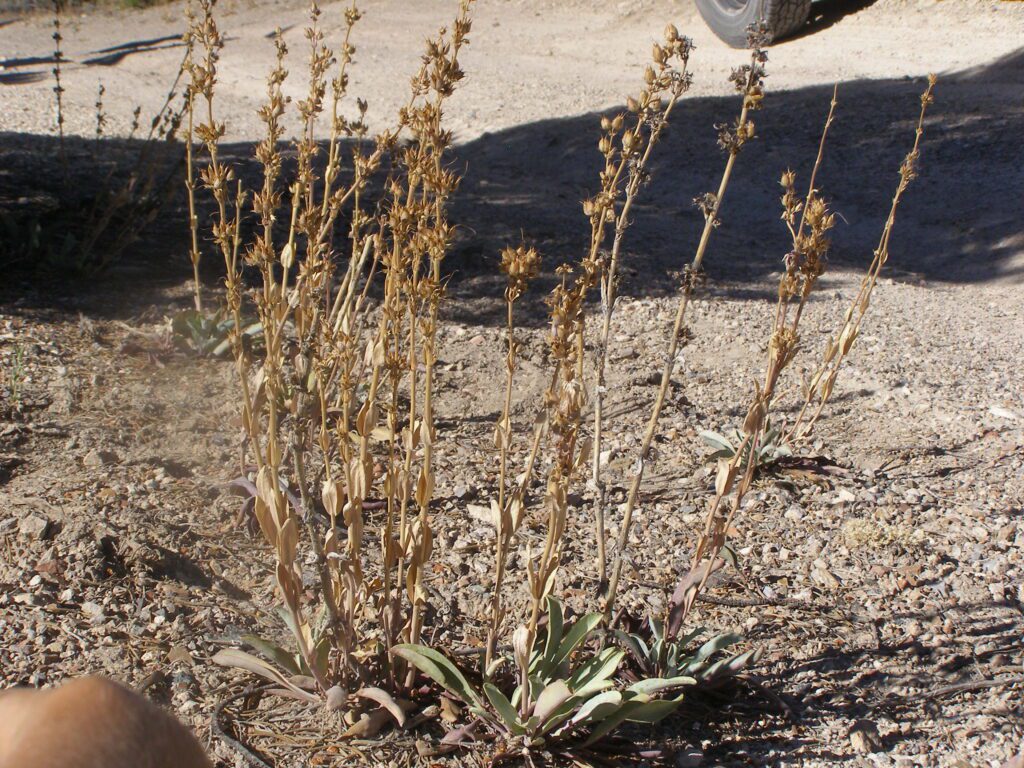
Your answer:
211,649 -> 319,703
355,687 -> 407,727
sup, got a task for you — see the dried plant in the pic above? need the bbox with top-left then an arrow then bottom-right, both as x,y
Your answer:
785,76 -> 938,442
183,4 -> 204,312
670,78 -> 936,635
603,26 -> 771,621
182,0 -> 940,754
1,2 -> 189,276
462,29 -> 696,734
197,0 -> 478,717
1,344 -> 28,413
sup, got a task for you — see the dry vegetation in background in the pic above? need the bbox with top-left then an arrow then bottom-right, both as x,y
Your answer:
0,0 -> 187,277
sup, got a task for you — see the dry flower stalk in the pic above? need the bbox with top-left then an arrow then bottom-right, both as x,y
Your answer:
485,243 -> 541,671
51,0 -> 67,175
671,77 -> 937,634
590,25 -> 694,590
603,26 -> 771,621
786,75 -> 938,442
190,0 -> 474,696
94,83 -> 107,143
183,3 -> 203,312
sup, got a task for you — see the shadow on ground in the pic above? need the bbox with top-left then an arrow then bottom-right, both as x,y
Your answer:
789,0 -> 881,43
668,599 -> 1024,764
2,47 -> 1022,322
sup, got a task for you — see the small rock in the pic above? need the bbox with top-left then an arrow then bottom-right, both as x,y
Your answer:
466,503 -> 494,526
35,546 -> 62,577
83,449 -> 116,468
990,653 -> 1009,668
905,488 -> 925,504
167,645 -> 195,667
832,488 -> 857,505
849,719 -> 884,754
452,484 -> 475,500
18,513 -> 52,541
988,405 -> 1019,421
81,601 -> 105,623
811,559 -> 841,589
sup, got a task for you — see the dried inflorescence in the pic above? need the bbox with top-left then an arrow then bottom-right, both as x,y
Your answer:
193,0 -> 476,701
673,77 -> 937,633
602,31 -> 772,621
500,244 -> 541,302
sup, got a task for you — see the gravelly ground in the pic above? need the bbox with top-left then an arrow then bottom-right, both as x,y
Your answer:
1,0 -> 1023,765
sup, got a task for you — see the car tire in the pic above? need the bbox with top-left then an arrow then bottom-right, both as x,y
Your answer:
695,0 -> 812,48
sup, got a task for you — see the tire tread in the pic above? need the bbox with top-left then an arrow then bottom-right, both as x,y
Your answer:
695,0 -> 812,47
766,0 -> 813,40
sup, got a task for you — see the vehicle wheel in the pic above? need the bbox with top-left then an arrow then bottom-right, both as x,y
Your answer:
695,0 -> 812,48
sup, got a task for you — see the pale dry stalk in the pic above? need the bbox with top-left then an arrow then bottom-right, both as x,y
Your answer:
94,83 -> 107,143
672,77 -> 936,634
591,26 -> 693,589
183,2 -> 203,312
786,75 -> 937,442
603,30 -> 770,621
51,0 -> 67,175
485,244 -> 541,672
404,1 -> 474,663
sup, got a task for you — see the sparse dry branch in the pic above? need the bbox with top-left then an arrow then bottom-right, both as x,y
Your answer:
671,75 -> 937,635
786,75 -> 938,442
591,25 -> 693,590
603,26 -> 771,621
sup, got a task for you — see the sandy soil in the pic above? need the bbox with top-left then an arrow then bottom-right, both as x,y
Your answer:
1,0 -> 1023,766
1,0 -> 1022,141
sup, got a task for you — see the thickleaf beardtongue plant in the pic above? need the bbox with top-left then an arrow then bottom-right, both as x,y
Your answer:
188,0 -> 936,754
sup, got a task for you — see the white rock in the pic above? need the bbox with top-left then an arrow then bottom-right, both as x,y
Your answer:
832,488 -> 857,505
